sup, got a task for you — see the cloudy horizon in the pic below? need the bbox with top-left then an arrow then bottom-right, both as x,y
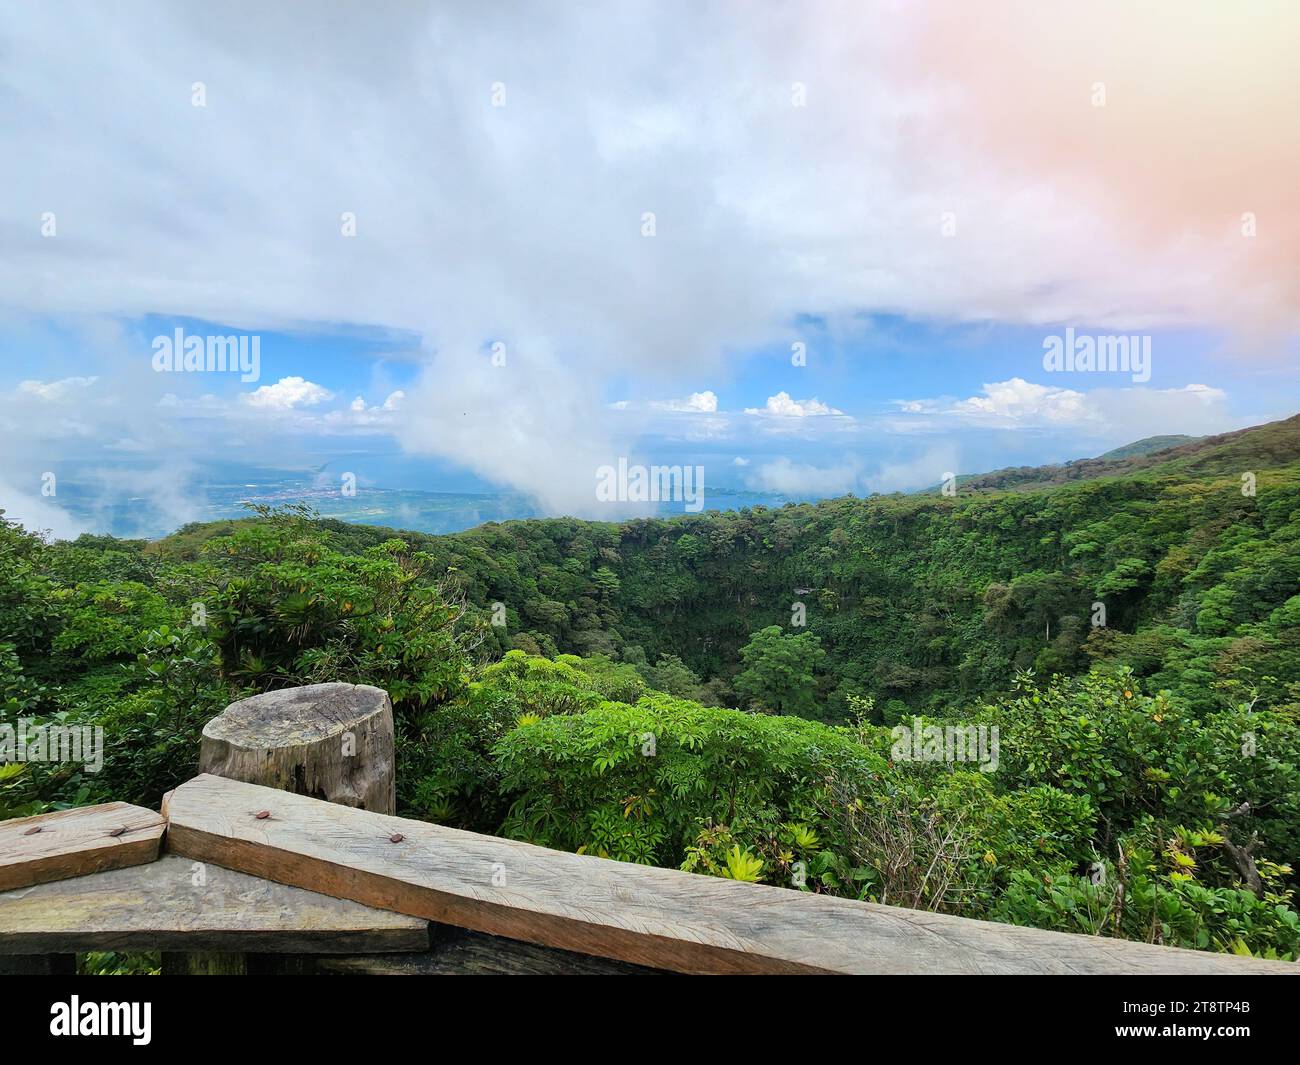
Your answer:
2,1 -> 1298,538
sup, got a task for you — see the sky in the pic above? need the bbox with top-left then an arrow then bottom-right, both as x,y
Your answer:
1,1 -> 1298,538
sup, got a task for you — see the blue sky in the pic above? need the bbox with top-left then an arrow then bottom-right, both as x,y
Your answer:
2,309 -> 1281,507
1,3 -> 1297,537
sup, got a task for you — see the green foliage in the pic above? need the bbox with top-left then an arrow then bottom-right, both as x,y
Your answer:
990,670 -> 1300,876
142,418 -> 1300,727
0,504 -> 484,810
201,507 -> 478,712
493,681 -> 882,872
79,951 -> 161,976
720,844 -> 765,882
475,647 -> 1296,956
995,860 -> 1300,959
3,411 -> 1300,963
815,766 -> 1094,911
637,653 -> 709,702
93,626 -> 228,807
733,626 -> 829,718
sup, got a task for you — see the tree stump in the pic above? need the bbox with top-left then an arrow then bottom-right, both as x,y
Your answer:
199,683 -> 395,815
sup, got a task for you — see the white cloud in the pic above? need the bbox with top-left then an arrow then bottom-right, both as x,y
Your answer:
745,391 -> 844,417
17,377 -> 98,401
862,445 -> 962,494
1089,384 -> 1232,437
1177,383 -> 1228,405
897,377 -> 1233,434
651,390 -> 718,413
0,3 -> 1293,518
5,2 -> 1296,350
951,378 -> 1093,424
395,344 -> 620,516
749,457 -> 862,496
748,442 -> 964,497
0,477 -> 84,539
326,389 -> 407,429
242,377 -> 333,410
104,437 -> 152,453
614,391 -> 720,414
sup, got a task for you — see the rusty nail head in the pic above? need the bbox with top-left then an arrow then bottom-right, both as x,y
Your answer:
389,833 -> 404,843
108,826 -> 127,837
23,826 -> 42,836
255,810 -> 271,820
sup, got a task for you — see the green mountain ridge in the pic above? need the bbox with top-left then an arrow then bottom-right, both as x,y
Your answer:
146,410 -> 1300,719
1097,435 -> 1199,461
155,414 -> 1299,555
930,415 -> 1299,493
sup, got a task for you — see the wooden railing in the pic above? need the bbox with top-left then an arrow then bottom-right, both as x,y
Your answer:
2,685 -> 1296,976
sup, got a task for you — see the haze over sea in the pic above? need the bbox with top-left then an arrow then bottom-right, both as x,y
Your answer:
50,461 -> 791,540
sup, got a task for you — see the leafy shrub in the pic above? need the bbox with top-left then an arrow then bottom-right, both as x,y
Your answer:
494,687 -> 883,872
203,513 -> 479,712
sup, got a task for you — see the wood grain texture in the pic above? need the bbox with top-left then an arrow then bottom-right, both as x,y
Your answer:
200,682 -> 395,814
316,927 -> 663,975
0,801 -> 164,892
164,775 -> 1298,975
0,854 -> 429,954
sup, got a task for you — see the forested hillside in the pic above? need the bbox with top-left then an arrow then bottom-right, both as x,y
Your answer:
155,412 -> 1300,723
2,413 -> 1298,962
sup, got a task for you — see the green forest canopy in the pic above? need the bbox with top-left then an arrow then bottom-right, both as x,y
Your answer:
2,413 -> 1299,961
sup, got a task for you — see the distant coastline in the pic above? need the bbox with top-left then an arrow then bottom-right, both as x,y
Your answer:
45,474 -> 795,541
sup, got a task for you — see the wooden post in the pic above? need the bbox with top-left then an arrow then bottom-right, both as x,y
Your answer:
199,683 -> 395,815
192,683 -> 400,975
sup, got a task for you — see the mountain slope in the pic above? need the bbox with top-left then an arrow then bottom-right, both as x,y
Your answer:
143,412 -> 1300,720
1098,435 -> 1198,461
946,414 -> 1300,492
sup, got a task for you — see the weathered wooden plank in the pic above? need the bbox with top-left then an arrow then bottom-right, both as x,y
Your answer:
164,775 -> 1298,975
0,802 -> 164,892
0,854 -> 429,954
316,926 -> 664,975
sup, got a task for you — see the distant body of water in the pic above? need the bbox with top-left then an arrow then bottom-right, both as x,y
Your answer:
48,472 -> 796,540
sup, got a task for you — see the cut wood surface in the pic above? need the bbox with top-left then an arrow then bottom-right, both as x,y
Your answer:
0,802 -> 164,892
164,774 -> 1298,975
0,854 -> 429,955
200,682 -> 395,814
